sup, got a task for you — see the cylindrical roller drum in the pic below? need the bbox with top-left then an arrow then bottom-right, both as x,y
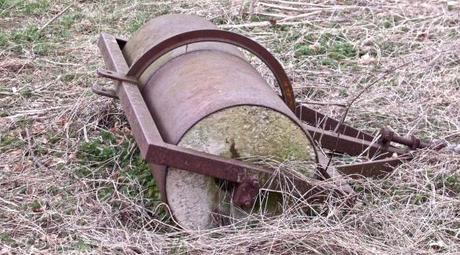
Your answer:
122,14 -> 317,229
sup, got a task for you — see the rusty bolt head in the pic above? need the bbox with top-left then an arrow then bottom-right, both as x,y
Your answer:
233,177 -> 260,208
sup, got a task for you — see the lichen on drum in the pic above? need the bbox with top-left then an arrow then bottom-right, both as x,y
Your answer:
167,105 -> 316,229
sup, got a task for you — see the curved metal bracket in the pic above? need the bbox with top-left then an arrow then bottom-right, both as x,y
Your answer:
126,29 -> 296,112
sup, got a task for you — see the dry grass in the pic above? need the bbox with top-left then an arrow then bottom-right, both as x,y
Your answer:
1,0 -> 459,254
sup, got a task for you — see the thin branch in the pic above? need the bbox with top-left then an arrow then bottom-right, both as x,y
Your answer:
39,4 -> 73,32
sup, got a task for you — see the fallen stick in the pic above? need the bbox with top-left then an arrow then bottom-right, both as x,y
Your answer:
39,4 -> 73,32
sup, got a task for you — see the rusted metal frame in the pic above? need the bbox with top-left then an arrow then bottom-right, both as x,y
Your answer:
98,33 -> 404,184
145,143 -> 273,183
144,143 -> 355,204
98,32 -> 348,202
103,31 -> 406,173
296,104 -> 405,157
98,32 -> 162,158
336,156 -> 411,178
99,31 -> 394,203
295,103 -> 375,141
304,125 -> 407,157
124,29 -> 297,112
316,133 -> 409,179
144,135 -> 353,204
294,96 -> 416,178
296,104 -> 438,154
144,135 -> 354,202
295,104 -> 421,175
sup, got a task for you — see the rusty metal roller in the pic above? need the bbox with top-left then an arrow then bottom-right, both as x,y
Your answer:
117,14 -> 318,229
97,12 -> 440,231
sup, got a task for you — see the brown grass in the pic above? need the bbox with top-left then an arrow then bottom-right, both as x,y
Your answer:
0,0 -> 459,254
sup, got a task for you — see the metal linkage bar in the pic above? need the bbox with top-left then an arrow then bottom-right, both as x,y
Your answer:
336,156 -> 411,178
145,143 -> 272,183
296,104 -> 375,141
296,104 -> 409,158
304,125 -> 407,157
98,33 -> 161,157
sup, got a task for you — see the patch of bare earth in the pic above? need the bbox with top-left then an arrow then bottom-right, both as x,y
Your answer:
0,0 -> 459,254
